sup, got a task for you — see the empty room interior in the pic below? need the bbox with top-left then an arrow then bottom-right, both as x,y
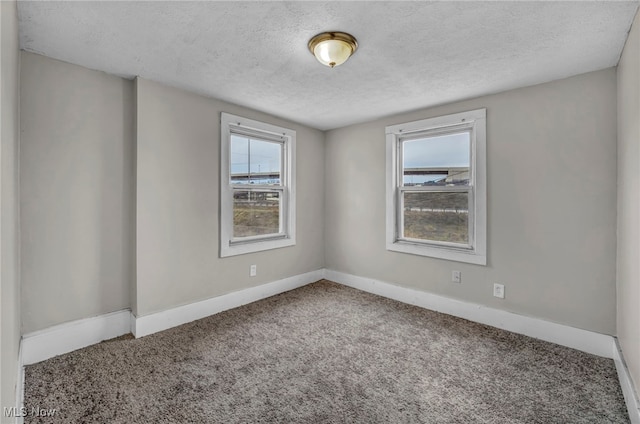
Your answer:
1,1 -> 640,422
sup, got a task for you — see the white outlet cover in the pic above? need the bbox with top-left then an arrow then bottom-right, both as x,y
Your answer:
493,283 -> 505,299
250,265 -> 257,277
452,271 -> 461,283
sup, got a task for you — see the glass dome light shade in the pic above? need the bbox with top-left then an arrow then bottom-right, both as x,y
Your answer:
308,32 -> 358,68
313,39 -> 352,68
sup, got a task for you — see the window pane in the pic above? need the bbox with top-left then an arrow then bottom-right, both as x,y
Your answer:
402,132 -> 469,187
233,190 -> 281,237
231,135 -> 281,185
403,191 -> 469,244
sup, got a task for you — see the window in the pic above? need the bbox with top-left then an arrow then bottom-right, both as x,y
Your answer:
386,109 -> 486,265
220,113 -> 296,257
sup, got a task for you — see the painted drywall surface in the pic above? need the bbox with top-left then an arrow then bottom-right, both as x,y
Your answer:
130,82 -> 138,317
0,0 -> 20,418
20,52 -> 134,333
16,2 -> 639,131
325,69 -> 617,335
135,78 -> 324,316
617,10 -> 640,397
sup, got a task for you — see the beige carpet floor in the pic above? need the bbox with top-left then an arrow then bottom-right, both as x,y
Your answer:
24,280 -> 629,423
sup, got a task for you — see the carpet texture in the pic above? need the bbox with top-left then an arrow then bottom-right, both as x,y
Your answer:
24,280 -> 629,423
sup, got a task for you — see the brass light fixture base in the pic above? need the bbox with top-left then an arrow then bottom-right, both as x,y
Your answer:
308,32 -> 358,68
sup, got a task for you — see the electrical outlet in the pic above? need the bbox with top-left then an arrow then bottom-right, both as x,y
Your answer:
493,283 -> 505,299
250,264 -> 257,277
452,271 -> 461,283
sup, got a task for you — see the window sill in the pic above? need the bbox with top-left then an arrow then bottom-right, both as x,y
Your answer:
220,236 -> 295,258
386,240 -> 486,265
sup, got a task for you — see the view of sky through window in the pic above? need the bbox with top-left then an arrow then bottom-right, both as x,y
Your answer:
403,132 -> 470,185
230,135 -> 281,184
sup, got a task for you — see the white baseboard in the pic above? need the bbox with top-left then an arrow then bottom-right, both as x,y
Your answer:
132,269 -> 325,338
613,339 -> 640,424
21,309 -> 132,366
325,269 -> 614,358
15,268 -> 636,420
14,340 -> 24,424
19,270 -> 325,365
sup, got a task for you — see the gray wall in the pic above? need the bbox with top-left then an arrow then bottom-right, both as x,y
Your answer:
0,0 -> 20,419
18,53 -> 325,329
617,10 -> 640,394
14,48 -> 623,350
20,52 -> 135,333
135,78 -> 324,316
325,69 -> 618,335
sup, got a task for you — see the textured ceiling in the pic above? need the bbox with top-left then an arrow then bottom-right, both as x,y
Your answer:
18,1 -> 639,131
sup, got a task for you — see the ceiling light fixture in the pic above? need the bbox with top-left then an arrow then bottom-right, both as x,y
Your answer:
308,32 -> 358,68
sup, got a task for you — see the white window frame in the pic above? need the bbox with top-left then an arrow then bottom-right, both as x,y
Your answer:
385,109 -> 486,265
220,112 -> 296,257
